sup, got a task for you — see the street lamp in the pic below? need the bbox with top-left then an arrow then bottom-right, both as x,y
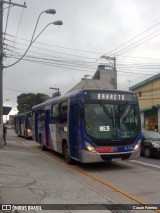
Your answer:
30,8 -> 56,43
3,20 -> 63,68
0,9 -> 63,148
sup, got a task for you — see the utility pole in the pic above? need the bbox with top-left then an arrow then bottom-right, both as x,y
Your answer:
0,0 -> 26,148
0,0 -> 3,147
100,55 -> 117,89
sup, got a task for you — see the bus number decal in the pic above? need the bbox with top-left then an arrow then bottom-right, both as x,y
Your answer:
99,126 -> 110,131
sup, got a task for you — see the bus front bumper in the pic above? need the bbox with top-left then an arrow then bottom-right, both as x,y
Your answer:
81,148 -> 140,163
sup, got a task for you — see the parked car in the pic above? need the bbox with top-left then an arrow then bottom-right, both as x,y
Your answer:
141,130 -> 160,158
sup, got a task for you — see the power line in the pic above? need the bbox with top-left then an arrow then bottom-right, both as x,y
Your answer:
106,22 -> 160,56
4,37 -> 98,60
4,44 -> 160,79
117,31 -> 160,56
6,33 -> 160,65
4,85 -> 51,95
6,0 -> 27,65
5,40 -> 160,74
4,43 -> 99,65
118,55 -> 160,61
3,2 -> 11,38
5,33 -> 105,55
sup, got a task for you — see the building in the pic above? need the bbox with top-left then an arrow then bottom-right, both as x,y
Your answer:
9,115 -> 15,123
67,65 -> 117,93
3,106 -> 12,115
130,73 -> 160,132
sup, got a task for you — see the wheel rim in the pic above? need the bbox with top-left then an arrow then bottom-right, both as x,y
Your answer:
39,137 -> 43,149
64,145 -> 70,163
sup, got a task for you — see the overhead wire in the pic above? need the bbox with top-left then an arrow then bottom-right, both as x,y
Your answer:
4,38 -> 160,72
105,22 -> 160,56
3,45 -> 157,74
4,20 -> 160,92
106,22 -> 160,56
3,2 -> 11,43
4,86 -> 51,96
4,42 -> 99,65
5,33 -> 105,55
117,30 -> 160,55
6,0 -> 27,66
4,31 -> 160,72
6,33 -> 160,66
6,53 -> 160,78
4,37 -> 99,60
4,40 -> 160,80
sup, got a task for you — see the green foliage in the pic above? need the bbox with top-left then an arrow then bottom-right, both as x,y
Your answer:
17,93 -> 50,113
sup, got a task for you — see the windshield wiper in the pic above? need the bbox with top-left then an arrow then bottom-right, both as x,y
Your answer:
98,101 -> 113,119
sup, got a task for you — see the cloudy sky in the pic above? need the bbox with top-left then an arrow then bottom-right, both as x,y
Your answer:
3,0 -> 160,116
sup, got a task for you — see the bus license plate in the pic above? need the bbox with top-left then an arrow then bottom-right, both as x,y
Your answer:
112,158 -> 121,161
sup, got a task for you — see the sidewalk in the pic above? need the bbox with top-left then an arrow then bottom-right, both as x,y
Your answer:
0,130 -> 113,213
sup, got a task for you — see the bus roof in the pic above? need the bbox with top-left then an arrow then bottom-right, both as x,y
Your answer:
32,88 -> 136,111
14,111 -> 32,118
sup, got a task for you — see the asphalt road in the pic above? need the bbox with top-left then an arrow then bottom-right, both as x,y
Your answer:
0,129 -> 114,213
1,129 -> 159,213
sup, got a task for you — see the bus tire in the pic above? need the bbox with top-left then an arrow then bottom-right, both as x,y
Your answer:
24,131 -> 27,140
64,143 -> 72,164
39,135 -> 46,151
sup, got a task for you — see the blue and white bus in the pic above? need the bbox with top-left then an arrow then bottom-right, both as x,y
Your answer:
32,89 -> 141,163
14,112 -> 33,139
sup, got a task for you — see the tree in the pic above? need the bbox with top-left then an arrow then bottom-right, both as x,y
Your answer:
17,93 -> 50,113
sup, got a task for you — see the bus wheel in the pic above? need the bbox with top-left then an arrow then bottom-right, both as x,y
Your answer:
39,136 -> 46,151
64,143 -> 72,164
24,131 -> 27,140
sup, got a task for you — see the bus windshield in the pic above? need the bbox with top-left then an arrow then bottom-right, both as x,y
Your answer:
84,102 -> 139,140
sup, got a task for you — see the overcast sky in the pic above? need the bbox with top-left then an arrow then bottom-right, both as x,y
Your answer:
3,0 -> 160,116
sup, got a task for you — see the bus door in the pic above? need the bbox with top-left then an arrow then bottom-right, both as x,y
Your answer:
45,109 -> 50,147
33,112 -> 39,142
69,104 -> 80,159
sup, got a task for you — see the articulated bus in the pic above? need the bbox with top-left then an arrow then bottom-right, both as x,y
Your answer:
14,112 -> 33,139
32,89 -> 141,163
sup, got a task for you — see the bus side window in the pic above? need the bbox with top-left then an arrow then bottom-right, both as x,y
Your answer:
38,110 -> 45,121
52,104 -> 59,123
59,102 -> 67,123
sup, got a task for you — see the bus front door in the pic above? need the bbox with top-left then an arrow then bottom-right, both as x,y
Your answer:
69,104 -> 79,159
45,110 -> 50,147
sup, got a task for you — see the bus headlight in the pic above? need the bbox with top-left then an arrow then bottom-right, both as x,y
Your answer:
134,140 -> 141,151
85,142 -> 96,152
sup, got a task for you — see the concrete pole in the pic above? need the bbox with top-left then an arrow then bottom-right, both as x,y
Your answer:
113,57 -> 117,89
100,55 -> 117,89
0,1 -> 26,148
0,0 -> 4,148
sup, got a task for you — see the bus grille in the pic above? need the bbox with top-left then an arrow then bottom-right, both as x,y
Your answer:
100,153 -> 131,161
94,140 -> 133,146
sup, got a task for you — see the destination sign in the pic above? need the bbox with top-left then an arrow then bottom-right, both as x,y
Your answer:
97,93 -> 125,101
84,90 -> 137,102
